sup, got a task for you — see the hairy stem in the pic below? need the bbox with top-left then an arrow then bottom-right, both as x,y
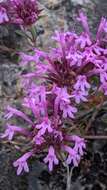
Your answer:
84,135 -> 107,140
66,165 -> 74,190
85,99 -> 104,133
76,100 -> 107,121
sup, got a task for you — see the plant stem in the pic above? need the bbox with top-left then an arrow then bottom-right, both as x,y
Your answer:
84,135 -> 107,140
76,100 -> 107,121
85,100 -> 104,133
66,165 -> 74,190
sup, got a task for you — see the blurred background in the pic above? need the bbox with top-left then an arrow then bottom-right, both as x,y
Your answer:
0,0 -> 107,190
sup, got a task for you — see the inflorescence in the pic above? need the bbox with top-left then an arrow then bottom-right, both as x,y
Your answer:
1,9 -> 107,175
0,0 -> 41,26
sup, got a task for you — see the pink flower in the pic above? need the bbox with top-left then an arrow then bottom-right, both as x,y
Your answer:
52,30 -> 65,44
74,75 -> 90,92
52,31 -> 77,48
20,49 -> 47,66
1,0 -> 41,26
76,11 -> 91,48
67,150 -> 80,166
60,102 -> 77,119
77,11 -> 90,36
36,118 -> 53,135
66,51 -> 84,67
34,49 -> 47,63
64,145 -> 80,166
100,70 -> 107,83
54,87 -> 71,102
71,90 -> 88,104
33,133 -> 45,145
1,124 -> 26,141
95,64 -> 107,83
35,64 -> 49,76
26,83 -> 45,97
23,96 -> 41,119
52,86 -> 70,104
5,106 -> 33,125
92,44 -> 107,56
23,85 -> 48,118
3,11 -> 107,175
52,31 -> 71,58
75,33 -> 92,49
64,32 -> 77,47
54,87 -> 71,115
72,135 -> 86,156
53,130 -> 63,141
13,152 -> 32,175
99,82 -> 107,95
23,97 -> 38,108
50,48 -> 62,62
104,22 -> 107,33
44,146 -> 59,171
0,6 -> 9,24
20,53 -> 36,66
96,17 -> 107,40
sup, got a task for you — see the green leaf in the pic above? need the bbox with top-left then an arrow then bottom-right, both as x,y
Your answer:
15,30 -> 26,37
91,76 -> 100,86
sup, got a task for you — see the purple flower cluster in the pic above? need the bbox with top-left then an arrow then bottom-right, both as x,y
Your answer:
2,83 -> 85,174
0,5 -> 9,24
0,0 -> 41,26
2,11 -> 107,175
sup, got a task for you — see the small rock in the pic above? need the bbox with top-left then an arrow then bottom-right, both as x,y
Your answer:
44,0 -> 65,9
71,0 -> 90,6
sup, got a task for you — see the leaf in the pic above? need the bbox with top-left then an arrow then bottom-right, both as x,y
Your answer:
15,30 -> 26,37
91,76 -> 100,86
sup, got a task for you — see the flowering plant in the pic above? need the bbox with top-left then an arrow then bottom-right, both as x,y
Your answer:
0,0 -> 41,26
1,9 -> 107,190
0,0 -> 42,46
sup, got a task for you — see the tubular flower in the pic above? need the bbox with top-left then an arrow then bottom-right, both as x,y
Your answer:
63,145 -> 80,166
0,5 -> 9,24
74,75 -> 91,92
13,152 -> 32,175
36,118 -> 53,135
44,146 -> 59,171
0,0 -> 41,26
3,11 -> 107,174
60,102 -> 77,119
1,124 -> 27,141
